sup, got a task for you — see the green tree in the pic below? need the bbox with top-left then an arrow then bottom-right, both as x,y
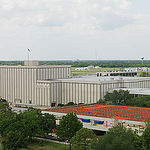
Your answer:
0,115 -> 16,137
102,90 -> 133,105
91,125 -> 145,150
132,134 -> 146,150
0,99 -> 13,117
2,130 -> 28,150
19,109 -> 43,141
0,99 -> 16,137
0,106 -> 56,150
41,113 -> 56,135
66,102 -> 76,106
56,113 -> 83,150
143,121 -> 150,149
71,128 -> 96,150
126,95 -> 150,107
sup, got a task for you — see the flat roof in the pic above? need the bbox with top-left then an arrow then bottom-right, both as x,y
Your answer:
43,104 -> 150,122
97,71 -> 137,73
41,76 -> 150,83
0,65 -> 71,68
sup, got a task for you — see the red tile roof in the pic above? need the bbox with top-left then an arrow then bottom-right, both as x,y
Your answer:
43,104 -> 150,122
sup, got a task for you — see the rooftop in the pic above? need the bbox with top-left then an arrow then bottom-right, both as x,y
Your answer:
0,65 -> 71,68
43,104 -> 150,122
43,76 -> 150,83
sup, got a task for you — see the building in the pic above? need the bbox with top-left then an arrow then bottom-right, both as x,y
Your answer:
1,61 -> 150,107
42,104 -> 150,134
0,61 -> 71,106
37,76 -> 150,106
97,71 -> 137,77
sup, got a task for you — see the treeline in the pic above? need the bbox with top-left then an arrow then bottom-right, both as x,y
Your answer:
0,99 -> 150,150
91,124 -> 150,150
0,61 -> 24,66
0,99 -> 56,150
98,90 -> 150,108
1,60 -> 150,68
40,60 -> 150,68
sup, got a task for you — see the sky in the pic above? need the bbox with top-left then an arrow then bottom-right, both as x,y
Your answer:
0,0 -> 150,60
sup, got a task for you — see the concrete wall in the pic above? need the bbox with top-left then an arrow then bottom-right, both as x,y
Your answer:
36,81 -> 62,106
0,65 -> 71,105
37,78 -> 150,106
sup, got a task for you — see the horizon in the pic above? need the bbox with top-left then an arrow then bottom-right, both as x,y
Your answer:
0,58 -> 149,61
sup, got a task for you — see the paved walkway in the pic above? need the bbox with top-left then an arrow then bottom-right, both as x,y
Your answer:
34,137 -> 69,145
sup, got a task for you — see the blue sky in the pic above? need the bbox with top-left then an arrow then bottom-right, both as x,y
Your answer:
0,0 -> 150,60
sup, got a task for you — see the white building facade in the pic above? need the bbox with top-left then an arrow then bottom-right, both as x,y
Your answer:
0,62 -> 71,106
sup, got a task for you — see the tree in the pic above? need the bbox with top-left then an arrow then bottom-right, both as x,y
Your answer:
41,113 -> 56,135
91,125 -> 146,150
0,99 -> 13,117
132,134 -> 146,150
0,98 -> 7,104
66,102 -> 75,106
143,121 -> 150,149
19,109 -> 43,141
2,130 -> 28,150
71,128 -> 96,150
126,95 -> 150,107
0,109 -> 41,149
0,100 -> 16,137
56,113 -> 83,150
103,90 -> 133,105
0,105 -> 56,149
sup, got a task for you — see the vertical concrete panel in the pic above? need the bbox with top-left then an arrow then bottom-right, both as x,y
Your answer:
78,83 -> 81,104
69,83 -> 73,102
72,83 -> 76,104
47,85 -> 50,106
3,68 -> 6,98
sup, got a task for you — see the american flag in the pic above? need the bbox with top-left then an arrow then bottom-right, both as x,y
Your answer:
28,48 -> 31,52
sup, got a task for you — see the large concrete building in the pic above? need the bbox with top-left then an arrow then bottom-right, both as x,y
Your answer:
1,61 -> 150,107
37,76 -> 150,106
0,61 -> 71,106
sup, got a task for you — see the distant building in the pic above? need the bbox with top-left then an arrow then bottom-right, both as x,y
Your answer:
75,68 -> 83,71
75,67 -> 88,71
125,67 -> 150,72
88,65 -> 94,69
96,70 -> 137,77
95,66 -> 100,69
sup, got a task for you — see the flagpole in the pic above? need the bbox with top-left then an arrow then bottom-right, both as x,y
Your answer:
27,49 -> 30,65
27,50 -> 29,65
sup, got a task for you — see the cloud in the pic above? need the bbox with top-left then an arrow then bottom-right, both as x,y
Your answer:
109,0 -> 132,9
0,0 -> 139,33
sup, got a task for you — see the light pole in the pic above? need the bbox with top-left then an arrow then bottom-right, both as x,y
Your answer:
141,57 -> 144,65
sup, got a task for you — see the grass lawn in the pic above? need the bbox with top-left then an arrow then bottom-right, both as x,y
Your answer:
20,139 -> 69,150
